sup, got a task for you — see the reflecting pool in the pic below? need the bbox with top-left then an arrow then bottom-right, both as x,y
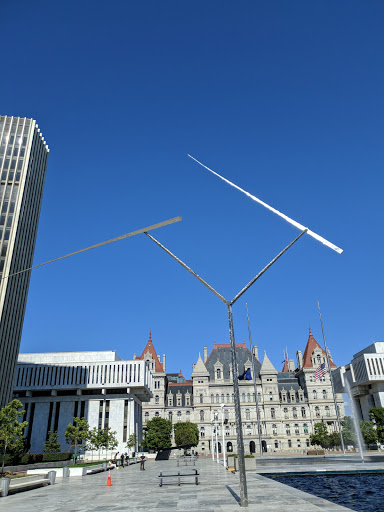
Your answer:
268,474 -> 384,512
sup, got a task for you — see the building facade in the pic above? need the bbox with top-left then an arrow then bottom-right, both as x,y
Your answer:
13,351 -> 153,454
333,342 -> 384,421
0,116 -> 49,407
137,329 -> 345,455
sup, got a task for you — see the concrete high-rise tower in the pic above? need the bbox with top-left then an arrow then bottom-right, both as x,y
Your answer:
0,116 -> 49,407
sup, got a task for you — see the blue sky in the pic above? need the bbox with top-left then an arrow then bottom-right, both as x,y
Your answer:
1,1 -> 383,377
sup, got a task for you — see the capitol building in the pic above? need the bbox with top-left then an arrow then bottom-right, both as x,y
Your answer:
136,329 -> 345,455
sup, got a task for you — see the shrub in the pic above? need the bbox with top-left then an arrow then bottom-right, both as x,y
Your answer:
42,453 -> 71,462
20,453 -> 44,464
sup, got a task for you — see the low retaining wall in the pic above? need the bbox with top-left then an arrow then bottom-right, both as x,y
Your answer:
4,460 -> 71,473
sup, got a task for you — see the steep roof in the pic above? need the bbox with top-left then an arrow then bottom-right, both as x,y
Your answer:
281,354 -> 289,373
302,328 -> 336,368
260,351 -> 277,375
205,343 -> 262,379
192,353 -> 210,377
136,331 -> 164,372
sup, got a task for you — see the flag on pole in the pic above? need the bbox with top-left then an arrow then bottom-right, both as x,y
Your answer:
238,368 -> 252,380
315,362 -> 327,380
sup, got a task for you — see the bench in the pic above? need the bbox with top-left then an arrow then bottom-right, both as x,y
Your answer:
87,463 -> 108,474
1,471 -> 56,497
177,458 -> 196,466
158,469 -> 199,487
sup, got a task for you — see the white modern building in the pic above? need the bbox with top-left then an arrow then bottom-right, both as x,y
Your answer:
14,351 -> 153,454
333,342 -> 384,421
0,115 -> 49,408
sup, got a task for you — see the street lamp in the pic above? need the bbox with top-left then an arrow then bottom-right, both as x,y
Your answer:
220,404 -> 227,468
246,304 -> 263,457
215,412 -> 219,463
211,418 -> 215,461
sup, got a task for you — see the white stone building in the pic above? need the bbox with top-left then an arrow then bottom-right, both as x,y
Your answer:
333,342 -> 384,421
13,351 -> 153,455
136,329 -> 345,455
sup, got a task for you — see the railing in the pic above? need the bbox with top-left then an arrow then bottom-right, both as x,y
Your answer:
14,361 -> 153,391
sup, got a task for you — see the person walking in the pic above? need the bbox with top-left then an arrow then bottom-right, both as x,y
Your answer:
121,453 -> 125,468
140,455 -> 146,470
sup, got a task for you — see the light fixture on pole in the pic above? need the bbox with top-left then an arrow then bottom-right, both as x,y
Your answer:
246,303 -> 263,457
220,403 -> 227,468
317,302 -> 346,455
214,411 -> 219,463
211,419 -> 215,461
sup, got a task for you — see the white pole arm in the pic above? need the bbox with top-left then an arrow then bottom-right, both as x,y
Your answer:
188,155 -> 342,255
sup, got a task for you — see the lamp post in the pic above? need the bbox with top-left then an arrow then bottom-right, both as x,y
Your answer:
144,228 -> 308,507
246,303 -> 263,457
221,404 -> 227,468
211,419 -> 215,461
214,411 -> 219,463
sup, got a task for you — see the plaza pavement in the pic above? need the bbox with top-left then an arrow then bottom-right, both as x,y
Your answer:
2,457 -> 356,511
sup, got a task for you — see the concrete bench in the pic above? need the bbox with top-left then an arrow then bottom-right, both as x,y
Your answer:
86,463 -> 108,474
158,469 -> 199,487
1,471 -> 56,497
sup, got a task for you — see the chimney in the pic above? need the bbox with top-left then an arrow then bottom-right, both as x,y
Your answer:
252,345 -> 259,360
162,354 -> 166,372
288,359 -> 295,372
203,346 -> 208,363
296,350 -> 303,369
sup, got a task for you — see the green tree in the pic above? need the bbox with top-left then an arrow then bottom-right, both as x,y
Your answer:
310,422 -> 330,448
369,407 -> 384,443
174,422 -> 199,448
328,431 -> 341,449
360,421 -> 378,446
0,399 -> 28,473
126,433 -> 137,455
103,427 -> 118,458
341,416 -> 357,447
43,430 -> 61,453
64,417 -> 89,460
142,417 -> 172,452
88,427 -> 106,460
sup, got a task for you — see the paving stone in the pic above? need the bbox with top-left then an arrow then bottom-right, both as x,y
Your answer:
2,457 -> 375,511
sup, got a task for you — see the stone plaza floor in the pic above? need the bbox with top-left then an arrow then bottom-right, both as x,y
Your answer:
2,457 -> 360,511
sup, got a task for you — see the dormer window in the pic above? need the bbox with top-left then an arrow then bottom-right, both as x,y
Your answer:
214,361 -> 224,381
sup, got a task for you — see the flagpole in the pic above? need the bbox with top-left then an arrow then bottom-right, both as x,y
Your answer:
246,304 -> 263,457
317,301 -> 346,455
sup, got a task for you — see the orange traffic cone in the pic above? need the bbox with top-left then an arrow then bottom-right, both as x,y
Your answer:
106,468 -> 112,486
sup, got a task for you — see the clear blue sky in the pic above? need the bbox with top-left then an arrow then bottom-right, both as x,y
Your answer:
1,1 -> 383,377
